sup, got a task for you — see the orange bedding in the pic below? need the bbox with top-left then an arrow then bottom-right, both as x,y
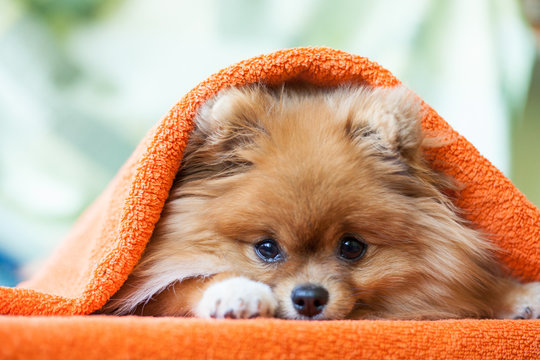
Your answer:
1,47 -> 539,358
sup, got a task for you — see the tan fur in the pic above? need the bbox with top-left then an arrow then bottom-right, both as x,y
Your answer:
103,84 -> 535,320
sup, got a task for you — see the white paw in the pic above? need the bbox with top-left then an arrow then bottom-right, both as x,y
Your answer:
195,277 -> 277,319
499,282 -> 540,319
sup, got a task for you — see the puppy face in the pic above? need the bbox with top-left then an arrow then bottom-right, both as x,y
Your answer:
127,84 -> 503,320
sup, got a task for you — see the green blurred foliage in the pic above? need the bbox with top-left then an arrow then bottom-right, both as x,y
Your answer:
19,0 -> 120,34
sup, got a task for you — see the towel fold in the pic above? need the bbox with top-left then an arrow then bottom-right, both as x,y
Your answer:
1,316 -> 540,359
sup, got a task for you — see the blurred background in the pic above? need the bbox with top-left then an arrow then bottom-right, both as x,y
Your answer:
1,0 -> 539,286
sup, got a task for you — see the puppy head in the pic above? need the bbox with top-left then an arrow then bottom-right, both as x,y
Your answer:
142,84 -> 502,320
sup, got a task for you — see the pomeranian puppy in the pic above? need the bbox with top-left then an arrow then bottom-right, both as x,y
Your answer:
103,84 -> 540,320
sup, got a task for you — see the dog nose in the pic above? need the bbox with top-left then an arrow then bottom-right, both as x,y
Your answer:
291,284 -> 329,318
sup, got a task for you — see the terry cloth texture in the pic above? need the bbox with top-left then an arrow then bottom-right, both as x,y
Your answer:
0,47 -> 539,359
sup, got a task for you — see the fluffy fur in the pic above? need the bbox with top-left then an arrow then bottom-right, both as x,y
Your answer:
103,84 -> 540,320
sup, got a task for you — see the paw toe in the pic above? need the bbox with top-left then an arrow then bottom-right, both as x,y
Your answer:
513,307 -> 533,320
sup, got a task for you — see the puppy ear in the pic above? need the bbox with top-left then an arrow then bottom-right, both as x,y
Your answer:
178,86 -> 271,183
347,85 -> 424,160
195,86 -> 271,153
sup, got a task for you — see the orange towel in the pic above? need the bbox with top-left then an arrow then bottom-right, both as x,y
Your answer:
0,47 -> 539,358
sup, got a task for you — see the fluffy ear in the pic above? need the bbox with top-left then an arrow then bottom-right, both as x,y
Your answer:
177,86 -> 272,183
346,85 -> 424,160
194,86 -> 271,150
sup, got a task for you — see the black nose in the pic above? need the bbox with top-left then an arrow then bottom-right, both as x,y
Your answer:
291,284 -> 329,318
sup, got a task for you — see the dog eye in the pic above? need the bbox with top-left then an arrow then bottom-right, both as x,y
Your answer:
339,234 -> 367,261
255,239 -> 283,263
